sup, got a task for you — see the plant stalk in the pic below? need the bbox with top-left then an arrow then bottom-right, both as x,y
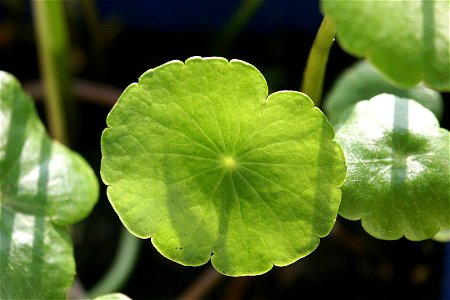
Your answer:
178,267 -> 222,300
32,0 -> 71,144
214,0 -> 264,54
301,15 -> 336,106
87,228 -> 141,298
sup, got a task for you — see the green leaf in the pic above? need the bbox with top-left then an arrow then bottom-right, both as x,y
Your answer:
321,0 -> 450,91
432,228 -> 450,242
101,57 -> 346,276
0,71 -> 99,298
324,60 -> 444,124
93,293 -> 132,300
335,94 -> 449,241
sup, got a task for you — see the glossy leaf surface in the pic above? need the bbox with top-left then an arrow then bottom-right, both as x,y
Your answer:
324,60 -> 443,124
101,57 -> 346,276
0,71 -> 99,298
335,94 -> 449,241
321,0 -> 450,91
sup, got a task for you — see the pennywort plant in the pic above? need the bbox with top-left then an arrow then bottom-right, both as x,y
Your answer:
1,0 -> 449,298
100,57 -> 347,276
100,0 -> 449,277
99,54 -> 449,276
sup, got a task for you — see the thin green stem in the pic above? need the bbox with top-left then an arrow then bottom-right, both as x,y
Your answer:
178,267 -> 222,300
301,15 -> 336,106
32,0 -> 71,144
87,228 -> 141,298
214,0 -> 264,54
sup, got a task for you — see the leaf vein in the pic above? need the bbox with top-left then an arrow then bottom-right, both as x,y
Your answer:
167,166 -> 222,186
143,116 -> 219,157
155,76 -> 224,154
235,170 -> 297,255
239,165 -> 332,221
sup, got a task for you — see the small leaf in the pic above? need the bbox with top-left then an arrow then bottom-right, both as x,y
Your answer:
321,0 -> 450,91
324,60 -> 443,124
0,71 -> 99,298
101,57 -> 346,276
335,94 -> 449,241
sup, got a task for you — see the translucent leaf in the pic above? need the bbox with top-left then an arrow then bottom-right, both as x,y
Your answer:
93,293 -> 132,300
101,57 -> 346,276
0,71 -> 99,298
335,94 -> 449,241
433,228 -> 450,243
324,60 -> 443,124
321,0 -> 450,91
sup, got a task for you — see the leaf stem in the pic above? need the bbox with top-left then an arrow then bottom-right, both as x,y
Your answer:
214,0 -> 264,54
87,228 -> 141,298
178,267 -> 222,300
301,15 -> 336,106
32,0 -> 71,144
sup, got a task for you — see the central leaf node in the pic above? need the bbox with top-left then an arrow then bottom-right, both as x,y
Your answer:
222,156 -> 237,170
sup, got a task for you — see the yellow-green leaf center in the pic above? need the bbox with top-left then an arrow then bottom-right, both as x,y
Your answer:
222,155 -> 237,170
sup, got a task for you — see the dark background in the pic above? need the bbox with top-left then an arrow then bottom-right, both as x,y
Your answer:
1,1 -> 449,299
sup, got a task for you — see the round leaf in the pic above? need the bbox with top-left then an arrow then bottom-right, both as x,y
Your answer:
0,71 -> 99,298
101,57 -> 346,276
324,60 -> 444,124
321,0 -> 450,91
335,94 -> 449,241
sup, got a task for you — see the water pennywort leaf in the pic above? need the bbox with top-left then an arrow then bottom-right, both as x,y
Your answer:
335,94 -> 450,241
101,57 -> 346,276
321,0 -> 450,91
324,60 -> 444,124
0,71 -> 99,298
